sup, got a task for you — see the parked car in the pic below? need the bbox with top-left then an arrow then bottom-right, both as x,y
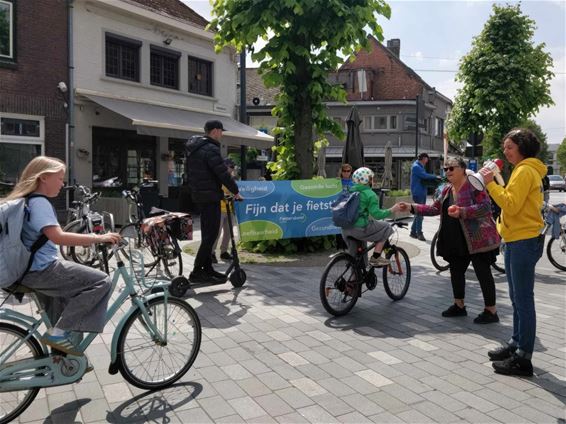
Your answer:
548,174 -> 566,192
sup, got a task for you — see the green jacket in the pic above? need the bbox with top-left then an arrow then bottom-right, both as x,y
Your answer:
350,184 -> 391,227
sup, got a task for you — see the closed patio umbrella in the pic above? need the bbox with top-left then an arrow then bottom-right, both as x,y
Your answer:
342,106 -> 364,170
316,146 -> 327,178
381,141 -> 394,189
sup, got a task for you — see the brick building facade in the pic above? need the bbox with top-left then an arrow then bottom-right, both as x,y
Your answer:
0,0 -> 68,210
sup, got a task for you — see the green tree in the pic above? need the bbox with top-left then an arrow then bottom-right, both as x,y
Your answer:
210,0 -> 390,179
557,137 -> 566,174
448,4 -> 554,158
520,119 -> 549,163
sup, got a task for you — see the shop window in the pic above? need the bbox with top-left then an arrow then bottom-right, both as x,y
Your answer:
363,115 -> 396,131
92,127 -> 155,191
188,56 -> 213,96
0,0 -> 14,61
105,33 -> 141,82
0,143 -> 42,195
390,116 -> 397,130
375,116 -> 387,129
167,139 -> 187,187
435,117 -> 445,137
0,114 -> 44,195
150,46 -> 180,89
1,117 -> 40,137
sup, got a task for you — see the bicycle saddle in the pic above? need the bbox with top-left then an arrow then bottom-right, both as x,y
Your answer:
148,207 -> 169,217
2,283 -> 34,303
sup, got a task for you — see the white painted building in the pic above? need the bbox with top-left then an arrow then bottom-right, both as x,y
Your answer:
71,0 -> 271,218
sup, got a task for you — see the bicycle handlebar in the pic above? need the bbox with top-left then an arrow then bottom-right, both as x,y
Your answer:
386,218 -> 410,228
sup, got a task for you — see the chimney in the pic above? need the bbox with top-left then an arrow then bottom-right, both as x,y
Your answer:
387,39 -> 400,58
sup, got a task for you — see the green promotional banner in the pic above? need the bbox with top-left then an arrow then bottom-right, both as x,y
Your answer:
234,179 -> 342,241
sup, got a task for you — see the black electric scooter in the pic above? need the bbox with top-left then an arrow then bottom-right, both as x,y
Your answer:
170,195 -> 246,296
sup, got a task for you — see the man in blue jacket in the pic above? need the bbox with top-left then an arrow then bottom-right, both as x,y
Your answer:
410,153 -> 440,241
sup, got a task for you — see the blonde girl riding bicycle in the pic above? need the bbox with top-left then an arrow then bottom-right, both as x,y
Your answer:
3,156 -> 120,356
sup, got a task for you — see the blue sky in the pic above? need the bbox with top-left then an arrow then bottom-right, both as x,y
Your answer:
184,0 -> 565,144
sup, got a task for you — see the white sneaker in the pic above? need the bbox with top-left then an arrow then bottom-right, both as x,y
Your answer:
369,256 -> 389,267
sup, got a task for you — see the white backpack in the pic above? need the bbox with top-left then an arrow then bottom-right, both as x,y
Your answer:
0,195 -> 48,288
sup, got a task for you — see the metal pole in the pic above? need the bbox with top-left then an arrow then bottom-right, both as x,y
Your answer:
66,0 -> 76,211
239,50 -> 247,180
471,133 -> 476,161
415,94 -> 420,158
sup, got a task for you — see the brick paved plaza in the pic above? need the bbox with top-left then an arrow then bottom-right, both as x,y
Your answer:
6,194 -> 566,423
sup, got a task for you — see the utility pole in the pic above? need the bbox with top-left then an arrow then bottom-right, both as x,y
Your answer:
239,50 -> 247,180
415,94 -> 420,158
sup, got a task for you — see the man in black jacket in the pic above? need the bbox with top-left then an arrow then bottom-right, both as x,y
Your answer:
185,120 -> 242,284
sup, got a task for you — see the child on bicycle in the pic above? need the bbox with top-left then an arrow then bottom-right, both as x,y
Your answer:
342,167 -> 401,267
3,156 -> 121,356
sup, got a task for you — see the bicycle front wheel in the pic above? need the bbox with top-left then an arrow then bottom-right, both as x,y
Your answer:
383,246 -> 411,301
319,253 -> 361,316
0,323 -> 43,424
117,297 -> 201,390
547,235 -> 566,271
430,232 -> 449,272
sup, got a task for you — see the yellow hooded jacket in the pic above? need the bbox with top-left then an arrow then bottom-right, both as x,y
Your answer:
486,158 -> 547,242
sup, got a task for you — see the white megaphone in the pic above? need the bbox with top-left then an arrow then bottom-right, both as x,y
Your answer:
468,159 -> 505,190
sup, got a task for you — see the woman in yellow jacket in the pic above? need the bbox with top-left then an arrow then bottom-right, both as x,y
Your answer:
480,128 -> 547,377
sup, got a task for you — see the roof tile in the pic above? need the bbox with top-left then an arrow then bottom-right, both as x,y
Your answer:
124,0 -> 208,28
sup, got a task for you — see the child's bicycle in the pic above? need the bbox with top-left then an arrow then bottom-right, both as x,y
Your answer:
320,221 -> 411,316
0,243 -> 201,424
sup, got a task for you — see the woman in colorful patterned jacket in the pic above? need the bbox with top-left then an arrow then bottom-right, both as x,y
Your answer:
400,157 -> 501,324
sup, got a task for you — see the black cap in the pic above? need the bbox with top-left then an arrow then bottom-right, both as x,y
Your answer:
204,120 -> 225,132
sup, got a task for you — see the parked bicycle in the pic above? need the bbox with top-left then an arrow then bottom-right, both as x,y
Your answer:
60,185 -> 115,273
544,204 -> 566,271
320,221 -> 411,316
0,242 -> 201,424
60,184 -> 100,260
430,231 -> 506,274
119,188 -> 184,279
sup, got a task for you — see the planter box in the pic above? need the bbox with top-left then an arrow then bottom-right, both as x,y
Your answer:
382,195 -> 412,219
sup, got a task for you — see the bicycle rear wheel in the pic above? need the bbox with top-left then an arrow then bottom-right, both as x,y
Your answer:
319,253 -> 361,316
547,234 -> 566,271
117,297 -> 201,390
430,232 -> 449,272
60,220 -> 80,260
161,243 -> 183,279
64,220 -> 95,265
119,223 -> 159,268
0,323 -> 43,424
383,246 -> 411,301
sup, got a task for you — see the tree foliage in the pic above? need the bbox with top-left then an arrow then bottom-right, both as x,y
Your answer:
210,0 -> 391,179
520,119 -> 550,163
448,4 -> 554,158
557,137 -> 566,174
